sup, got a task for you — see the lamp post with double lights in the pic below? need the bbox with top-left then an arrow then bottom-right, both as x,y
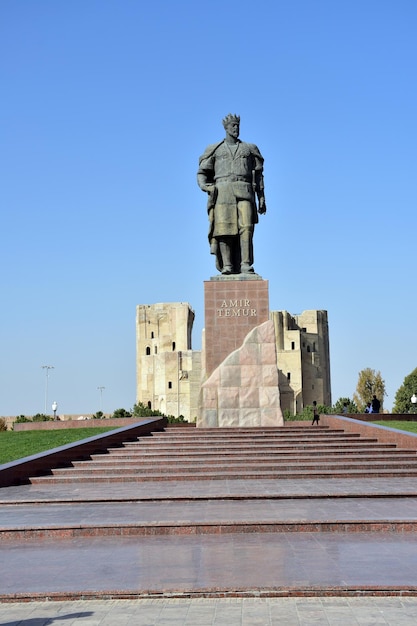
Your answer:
97,386 -> 105,413
41,365 -> 54,415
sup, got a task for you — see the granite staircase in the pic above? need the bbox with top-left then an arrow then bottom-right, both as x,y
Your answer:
4,423 -> 417,598
29,425 -> 417,484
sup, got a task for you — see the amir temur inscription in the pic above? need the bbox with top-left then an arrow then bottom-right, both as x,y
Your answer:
217,299 -> 257,317
197,114 -> 266,276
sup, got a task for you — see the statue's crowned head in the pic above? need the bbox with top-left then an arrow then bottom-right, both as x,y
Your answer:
222,113 -> 240,129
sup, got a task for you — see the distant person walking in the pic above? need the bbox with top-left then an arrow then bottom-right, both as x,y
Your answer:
365,402 -> 372,414
311,401 -> 320,426
371,395 -> 381,414
342,403 -> 348,414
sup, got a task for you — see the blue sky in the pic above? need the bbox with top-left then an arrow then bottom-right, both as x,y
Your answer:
1,0 -> 416,415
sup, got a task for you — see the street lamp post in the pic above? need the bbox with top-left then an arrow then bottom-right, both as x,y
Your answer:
41,365 -> 54,415
52,401 -> 58,420
411,394 -> 417,414
97,386 -> 105,412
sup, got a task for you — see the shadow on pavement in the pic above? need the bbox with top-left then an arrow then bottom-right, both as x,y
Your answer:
0,612 -> 93,626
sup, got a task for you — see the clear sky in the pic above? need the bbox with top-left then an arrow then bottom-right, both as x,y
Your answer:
1,0 -> 416,416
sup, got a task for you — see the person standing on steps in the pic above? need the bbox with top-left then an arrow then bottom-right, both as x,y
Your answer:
311,401 -> 320,426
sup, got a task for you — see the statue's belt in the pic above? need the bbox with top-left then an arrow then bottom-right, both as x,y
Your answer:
215,176 -> 251,183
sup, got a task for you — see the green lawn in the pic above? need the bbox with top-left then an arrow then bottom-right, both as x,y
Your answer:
373,420 -> 417,434
0,427 -> 116,464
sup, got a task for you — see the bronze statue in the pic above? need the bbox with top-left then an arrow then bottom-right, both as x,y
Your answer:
197,114 -> 266,275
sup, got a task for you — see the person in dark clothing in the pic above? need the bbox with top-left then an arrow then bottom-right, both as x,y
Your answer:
311,401 -> 320,426
371,395 -> 381,414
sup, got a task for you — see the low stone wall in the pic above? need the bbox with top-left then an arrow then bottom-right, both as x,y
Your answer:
345,413 -> 417,422
13,417 -> 153,431
320,414 -> 417,450
2,414 -> 114,430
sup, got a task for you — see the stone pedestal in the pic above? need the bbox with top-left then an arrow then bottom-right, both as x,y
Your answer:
203,276 -> 269,378
198,276 -> 283,428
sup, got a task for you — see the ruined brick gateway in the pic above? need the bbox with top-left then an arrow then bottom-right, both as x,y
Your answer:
136,301 -> 331,422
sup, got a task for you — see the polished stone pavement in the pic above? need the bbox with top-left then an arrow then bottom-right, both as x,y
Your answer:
2,496 -> 417,530
3,530 -> 417,597
2,478 -> 417,600
2,476 -> 417,501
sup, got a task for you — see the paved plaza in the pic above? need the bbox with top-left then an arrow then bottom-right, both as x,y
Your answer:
2,597 -> 417,625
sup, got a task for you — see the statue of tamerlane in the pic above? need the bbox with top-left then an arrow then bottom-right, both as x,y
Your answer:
197,114 -> 266,275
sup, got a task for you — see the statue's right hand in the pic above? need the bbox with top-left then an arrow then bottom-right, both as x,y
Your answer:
258,196 -> 267,214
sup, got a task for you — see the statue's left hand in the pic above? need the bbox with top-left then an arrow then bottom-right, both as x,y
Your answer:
258,197 -> 267,214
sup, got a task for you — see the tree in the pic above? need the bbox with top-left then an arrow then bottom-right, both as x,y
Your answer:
332,397 -> 358,414
32,413 -> 53,422
293,403 -> 332,421
132,402 -> 189,424
392,367 -> 417,414
112,408 -> 132,419
132,402 -> 161,418
353,368 -> 386,412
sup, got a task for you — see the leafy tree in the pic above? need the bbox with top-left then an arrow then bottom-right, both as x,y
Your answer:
332,397 -> 359,414
132,402 -> 161,418
112,408 -> 132,419
132,403 -> 188,424
283,404 -> 332,421
392,367 -> 417,414
295,404 -> 332,421
353,368 -> 386,412
92,411 -> 104,419
283,408 -> 294,421
32,413 -> 53,422
169,414 -> 187,424
15,415 -> 31,423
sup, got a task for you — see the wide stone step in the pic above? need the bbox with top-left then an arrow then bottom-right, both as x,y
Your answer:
137,432 -> 363,443
100,448 -> 410,461
5,489 -> 417,537
154,426 -> 347,433
161,426 -> 337,434
79,458 -> 417,473
126,440 -> 373,450
98,452 -> 417,467
51,459 -> 417,476
3,518 -> 417,540
135,432 -> 368,440
107,442 -> 397,455
83,450 -> 417,467
30,467 -> 417,483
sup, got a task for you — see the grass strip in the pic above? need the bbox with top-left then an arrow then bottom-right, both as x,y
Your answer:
0,427 -> 116,464
373,420 -> 417,434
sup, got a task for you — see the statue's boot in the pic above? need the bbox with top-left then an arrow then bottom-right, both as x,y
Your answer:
240,230 -> 255,274
219,240 -> 233,274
